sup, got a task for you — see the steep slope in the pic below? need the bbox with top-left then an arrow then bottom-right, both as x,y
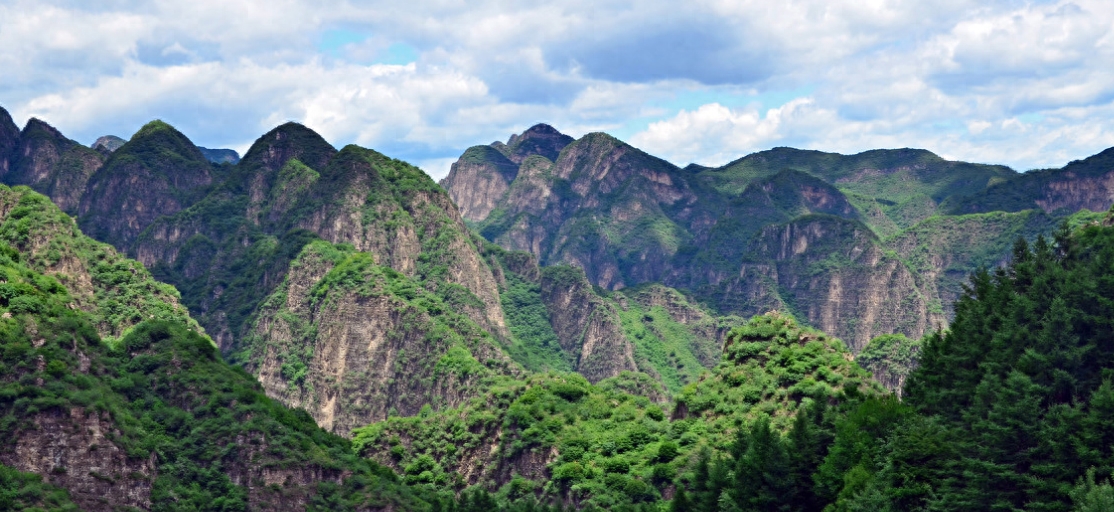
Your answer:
0,185 -> 198,341
5,119 -> 105,214
441,145 -> 519,222
445,127 -> 1111,356
498,123 -> 574,164
78,120 -> 218,247
441,124 -> 574,223
0,189 -> 433,511
478,132 -> 709,289
353,313 -> 881,509
744,216 -> 937,352
72,122 -> 516,435
242,240 -> 522,435
0,107 -> 18,176
485,245 -> 735,390
946,146 -> 1114,215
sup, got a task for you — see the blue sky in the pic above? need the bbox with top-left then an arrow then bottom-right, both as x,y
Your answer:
2,0 -> 1114,179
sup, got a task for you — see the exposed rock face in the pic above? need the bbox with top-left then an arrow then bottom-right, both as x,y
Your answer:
444,127 -> 1105,354
7,119 -> 105,214
91,135 -> 126,153
539,265 -> 639,382
741,216 -> 941,352
948,147 -> 1114,215
440,145 -> 519,221
0,106 -> 19,176
440,123 -> 573,223
246,243 -> 521,435
79,120 -> 215,246
3,408 -> 157,511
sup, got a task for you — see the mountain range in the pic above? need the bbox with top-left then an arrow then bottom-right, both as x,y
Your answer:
1,102 -> 1113,510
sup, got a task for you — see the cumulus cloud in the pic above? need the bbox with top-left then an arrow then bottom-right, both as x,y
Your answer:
2,0 -> 1114,178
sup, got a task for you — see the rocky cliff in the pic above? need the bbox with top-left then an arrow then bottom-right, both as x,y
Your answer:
78,120 -> 218,247
0,107 -> 19,176
244,241 -> 522,435
947,147 -> 1114,215
6,119 -> 105,214
444,125 -> 1111,356
0,189 -> 432,511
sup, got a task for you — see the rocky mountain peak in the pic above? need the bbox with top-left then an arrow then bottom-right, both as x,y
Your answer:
92,135 -> 126,153
241,121 -> 336,173
502,123 -> 574,164
77,119 -> 214,247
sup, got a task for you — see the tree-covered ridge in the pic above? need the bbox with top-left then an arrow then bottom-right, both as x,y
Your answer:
677,313 -> 881,432
354,313 -> 882,509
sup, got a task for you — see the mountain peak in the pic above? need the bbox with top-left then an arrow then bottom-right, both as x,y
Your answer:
21,118 -> 66,141
241,121 -> 336,172
92,135 -> 127,153
500,123 -> 574,164
122,119 -> 207,163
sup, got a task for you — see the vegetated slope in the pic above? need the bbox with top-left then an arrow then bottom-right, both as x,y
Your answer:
0,185 -> 198,341
78,120 -> 223,248
0,110 -> 712,429
0,189 -> 435,511
108,122 -> 522,435
353,313 -> 880,510
485,244 -> 740,391
443,124 -> 1114,357
806,211 -> 1114,511
946,146 -> 1114,215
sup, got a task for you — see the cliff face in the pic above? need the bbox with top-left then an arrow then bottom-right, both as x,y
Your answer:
741,216 -> 940,352
441,145 -> 519,221
4,407 -> 157,511
947,147 -> 1114,215
440,123 -> 573,223
108,125 -> 513,435
245,242 -> 522,436
539,265 -> 639,382
78,120 -> 216,247
445,126 -> 1111,358
0,107 -> 19,176
0,189 -> 428,511
7,119 -> 105,214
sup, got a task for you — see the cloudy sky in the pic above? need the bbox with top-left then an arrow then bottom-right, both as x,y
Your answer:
3,0 -> 1114,179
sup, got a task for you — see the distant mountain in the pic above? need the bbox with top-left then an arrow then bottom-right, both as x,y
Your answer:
199,146 -> 240,164
91,134 -> 126,152
442,124 -> 1114,353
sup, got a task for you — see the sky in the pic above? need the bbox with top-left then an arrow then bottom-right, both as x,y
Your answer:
3,1 -> 1114,180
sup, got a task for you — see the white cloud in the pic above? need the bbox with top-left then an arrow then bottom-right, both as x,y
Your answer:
2,0 -> 1114,173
